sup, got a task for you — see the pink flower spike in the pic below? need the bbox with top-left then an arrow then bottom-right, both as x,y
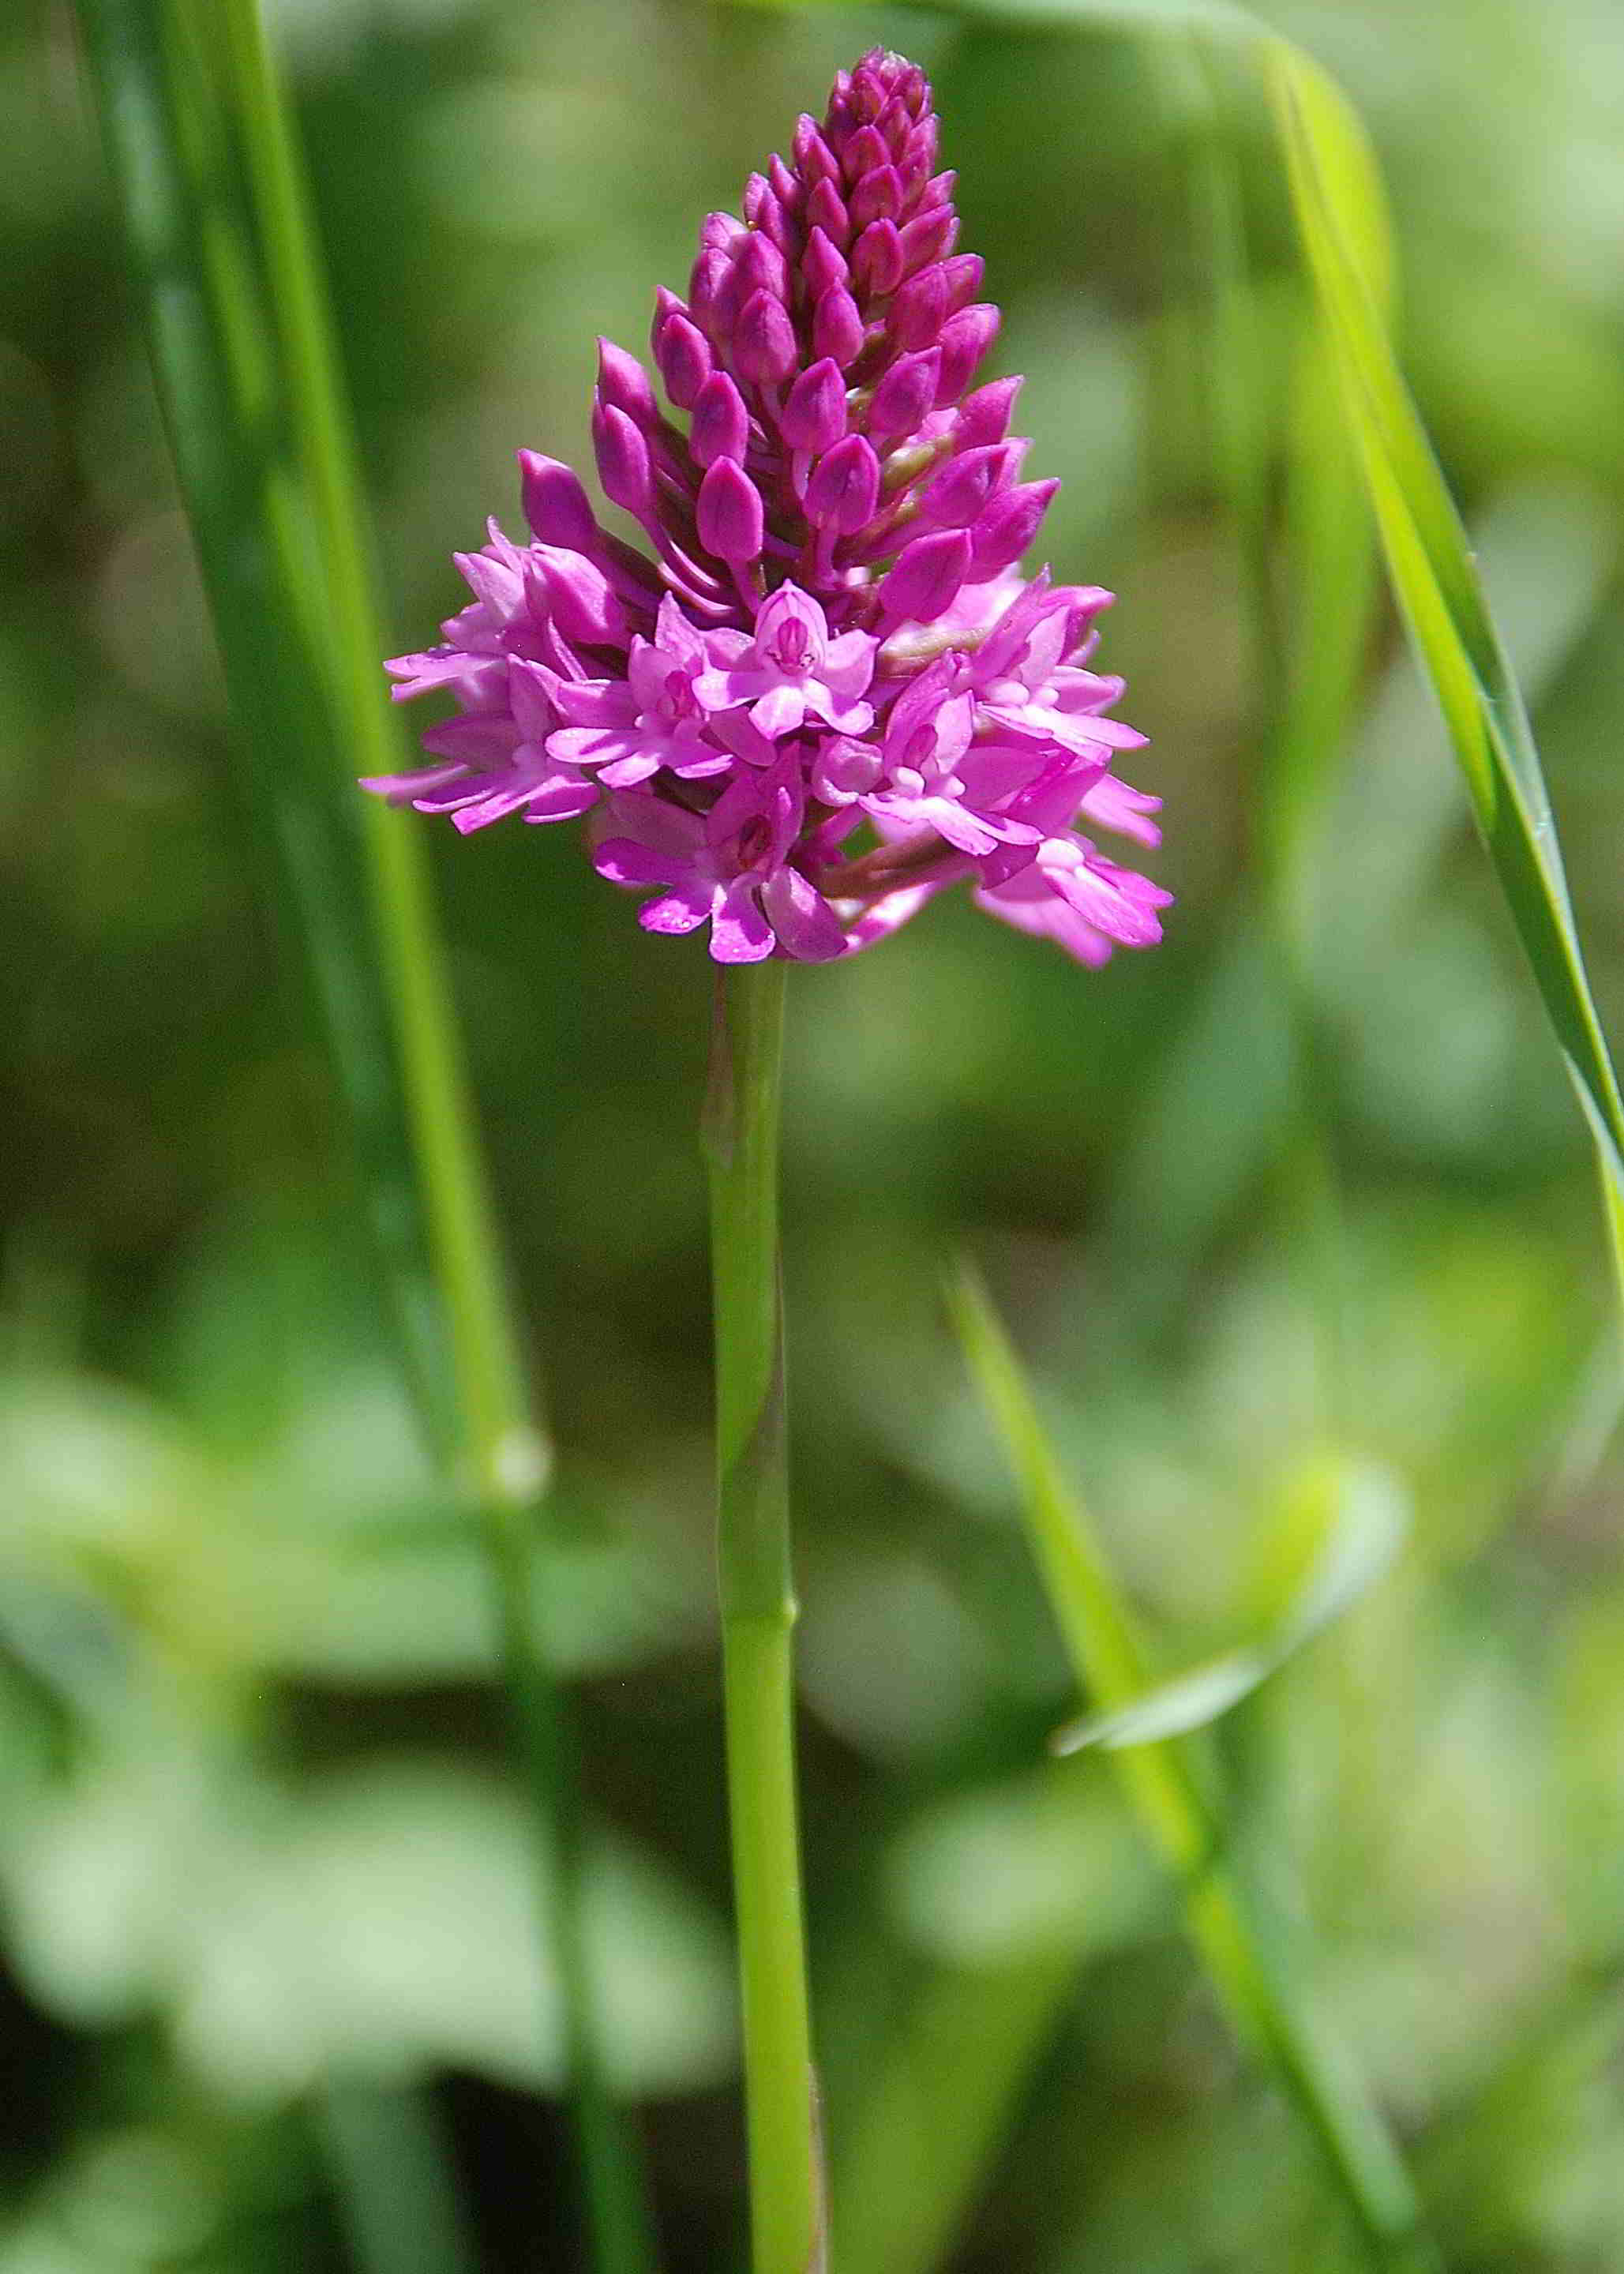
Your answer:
370,47 -> 1167,970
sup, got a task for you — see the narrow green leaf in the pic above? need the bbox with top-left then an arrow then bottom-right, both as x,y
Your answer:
949,1262 -> 1441,2273
73,7 -> 651,2268
1266,40 -> 1624,1305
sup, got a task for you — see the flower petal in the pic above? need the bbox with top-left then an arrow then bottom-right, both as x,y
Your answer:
710,883 -> 775,962
640,885 -> 714,934
762,865 -> 847,961
593,835 -> 684,887
748,682 -> 809,739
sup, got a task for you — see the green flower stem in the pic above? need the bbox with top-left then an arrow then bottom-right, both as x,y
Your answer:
702,963 -> 820,2274
75,6 -> 647,2268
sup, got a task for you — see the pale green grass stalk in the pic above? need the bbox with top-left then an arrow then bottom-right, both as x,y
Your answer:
74,6 -> 648,2268
702,965 -> 820,2274
951,1263 -> 1441,2274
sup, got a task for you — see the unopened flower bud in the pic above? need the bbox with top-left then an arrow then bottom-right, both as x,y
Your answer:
868,347 -> 941,441
889,265 -> 949,352
899,205 -> 958,275
955,376 -> 1022,448
901,118 -> 937,178
880,527 -> 972,622
518,451 -> 598,550
735,231 -> 789,303
851,219 -> 904,297
733,289 -> 799,385
780,358 -> 847,453
967,478 -> 1059,579
596,339 -> 658,429
654,308 -> 713,410
850,163 -> 904,230
691,372 -> 750,467
941,253 -> 984,313
793,115 -> 841,187
920,442 -> 1016,527
689,249 -> 729,327
842,123 -> 889,184
804,433 -> 881,533
593,403 -> 655,517
806,178 -> 850,246
935,305 -> 1000,404
812,285 -> 865,367
696,456 -> 765,561
801,227 -> 849,298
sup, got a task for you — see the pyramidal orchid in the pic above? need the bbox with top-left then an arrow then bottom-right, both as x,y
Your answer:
366,49 -> 1169,969
366,56 -> 1171,2274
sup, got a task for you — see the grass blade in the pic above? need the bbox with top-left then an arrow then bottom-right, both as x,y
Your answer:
1266,42 -> 1624,1302
73,6 -> 651,2267
948,1261 -> 1441,2274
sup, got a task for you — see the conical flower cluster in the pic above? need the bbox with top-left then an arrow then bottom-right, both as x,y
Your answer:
366,50 -> 1169,965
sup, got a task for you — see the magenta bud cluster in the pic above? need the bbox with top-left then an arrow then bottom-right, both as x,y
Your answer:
365,50 -> 1170,967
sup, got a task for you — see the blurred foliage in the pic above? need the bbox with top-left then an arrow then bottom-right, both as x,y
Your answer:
5,0 -> 1624,2269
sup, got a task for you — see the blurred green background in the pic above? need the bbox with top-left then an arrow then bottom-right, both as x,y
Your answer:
5,0 -> 1624,2268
